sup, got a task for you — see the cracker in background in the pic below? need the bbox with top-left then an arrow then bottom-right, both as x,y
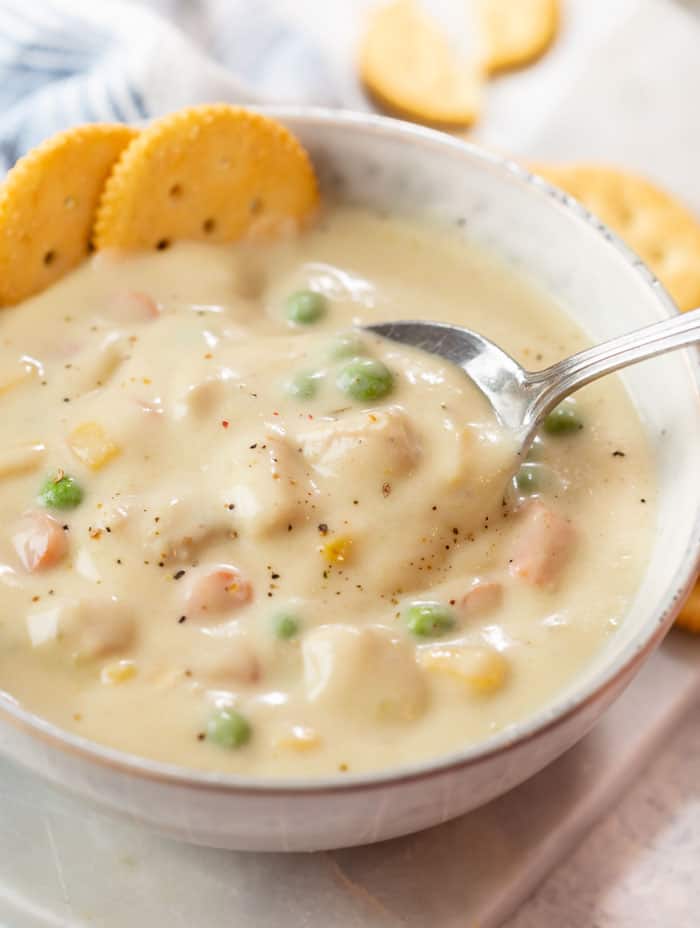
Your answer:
676,582 -> 700,634
359,0 -> 483,128
482,0 -> 559,73
535,162 -> 700,633
0,124 -> 137,306
533,164 -> 700,312
94,106 -> 318,251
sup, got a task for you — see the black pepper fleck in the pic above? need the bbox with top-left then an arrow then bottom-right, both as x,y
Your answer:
173,569 -> 186,580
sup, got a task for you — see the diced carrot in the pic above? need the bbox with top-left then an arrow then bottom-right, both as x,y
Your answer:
13,511 -> 68,572
509,500 -> 576,587
459,580 -> 502,615
109,290 -> 160,323
185,565 -> 253,615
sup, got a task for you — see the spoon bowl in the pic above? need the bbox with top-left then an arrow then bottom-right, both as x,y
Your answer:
367,307 -> 700,454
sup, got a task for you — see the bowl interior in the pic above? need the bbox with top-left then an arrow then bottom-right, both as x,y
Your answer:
2,109 -> 699,788
277,109 -> 700,713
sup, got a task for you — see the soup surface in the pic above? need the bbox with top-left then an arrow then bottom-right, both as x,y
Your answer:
0,208 -> 654,777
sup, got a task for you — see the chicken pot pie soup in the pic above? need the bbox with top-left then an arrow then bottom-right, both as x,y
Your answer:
0,207 -> 654,777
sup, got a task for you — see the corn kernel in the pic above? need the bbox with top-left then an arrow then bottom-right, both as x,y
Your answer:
321,535 -> 353,564
275,725 -> 321,752
419,645 -> 509,696
100,660 -> 137,685
68,422 -> 120,471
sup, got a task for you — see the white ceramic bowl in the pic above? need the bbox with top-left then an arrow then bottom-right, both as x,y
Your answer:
1,109 -> 699,852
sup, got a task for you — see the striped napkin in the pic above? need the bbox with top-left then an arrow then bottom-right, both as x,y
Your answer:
0,0 -> 341,173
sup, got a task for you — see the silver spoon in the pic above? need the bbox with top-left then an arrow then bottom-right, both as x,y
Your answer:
366,307 -> 700,455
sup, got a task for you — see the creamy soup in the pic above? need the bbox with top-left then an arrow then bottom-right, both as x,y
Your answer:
0,208 -> 654,777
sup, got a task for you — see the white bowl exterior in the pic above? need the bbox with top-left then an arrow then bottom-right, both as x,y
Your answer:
1,110 -> 698,851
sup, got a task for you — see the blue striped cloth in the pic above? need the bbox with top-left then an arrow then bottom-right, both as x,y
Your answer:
0,0 -> 342,173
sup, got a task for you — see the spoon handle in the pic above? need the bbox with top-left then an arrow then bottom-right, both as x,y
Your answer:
527,305 -> 700,423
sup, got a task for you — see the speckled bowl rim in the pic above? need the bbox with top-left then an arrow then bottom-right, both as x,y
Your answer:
1,107 -> 699,796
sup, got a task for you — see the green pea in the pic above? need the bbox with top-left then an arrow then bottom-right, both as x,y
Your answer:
515,463 -> 541,494
286,370 -> 321,400
329,330 -> 367,360
405,602 -> 456,638
273,612 -> 301,640
336,357 -> 393,402
543,400 -> 583,435
206,708 -> 252,749
286,289 -> 327,325
38,473 -> 83,510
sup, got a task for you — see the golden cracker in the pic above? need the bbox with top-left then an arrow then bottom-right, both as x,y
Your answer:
359,0 -> 483,129
482,0 -> 559,74
676,582 -> 700,634
93,105 -> 319,252
534,162 -> 700,632
533,164 -> 700,312
0,124 -> 137,306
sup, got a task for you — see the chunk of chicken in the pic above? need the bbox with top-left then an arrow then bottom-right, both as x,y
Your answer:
174,374 -> 235,420
297,406 -> 420,480
228,434 -> 310,535
509,501 -> 576,587
27,597 -> 136,661
190,633 -> 261,686
103,491 -> 236,564
302,624 -> 427,723
13,511 -> 68,572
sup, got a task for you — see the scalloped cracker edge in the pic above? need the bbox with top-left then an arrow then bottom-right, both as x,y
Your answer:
359,0 -> 483,128
482,0 -> 559,74
676,582 -> 700,634
532,163 -> 700,312
0,124 -> 137,306
93,105 -> 319,252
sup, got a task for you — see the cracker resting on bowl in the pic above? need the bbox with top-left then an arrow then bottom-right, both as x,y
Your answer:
0,124 -> 137,306
93,104 -> 319,251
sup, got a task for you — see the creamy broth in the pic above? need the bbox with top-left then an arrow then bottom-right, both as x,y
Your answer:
0,208 -> 654,777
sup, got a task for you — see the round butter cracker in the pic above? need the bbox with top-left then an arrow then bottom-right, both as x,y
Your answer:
533,164 -> 700,312
0,124 -> 137,306
482,0 -> 560,74
676,582 -> 700,635
93,105 -> 319,252
359,0 -> 483,128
